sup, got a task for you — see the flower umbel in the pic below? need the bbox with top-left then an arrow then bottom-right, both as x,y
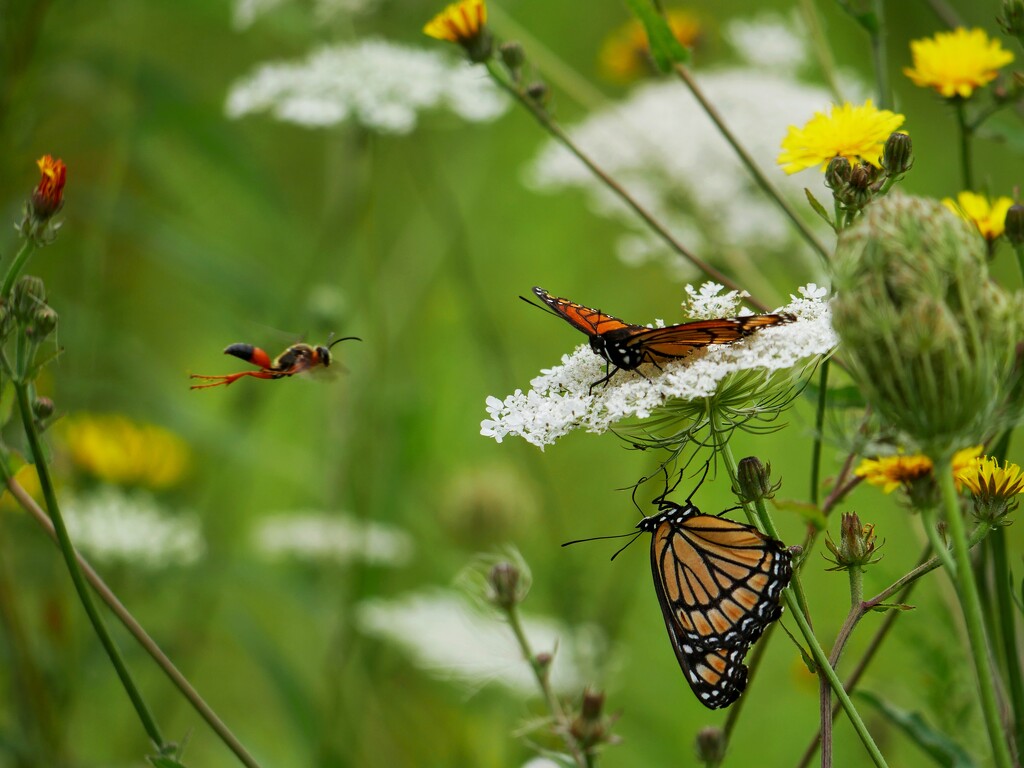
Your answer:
904,27 -> 1014,99
957,456 -> 1024,522
943,192 -> 1015,243
778,100 -> 905,174
423,0 -> 492,62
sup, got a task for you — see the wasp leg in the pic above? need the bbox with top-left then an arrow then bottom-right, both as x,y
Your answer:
189,370 -> 276,390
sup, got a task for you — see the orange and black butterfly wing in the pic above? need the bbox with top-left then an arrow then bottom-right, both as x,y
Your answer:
531,286 -> 636,338
659,614 -> 749,710
623,313 -> 796,364
646,502 -> 792,649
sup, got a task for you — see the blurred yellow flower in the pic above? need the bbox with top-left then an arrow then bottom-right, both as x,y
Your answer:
599,10 -> 701,82
855,445 -> 983,494
777,100 -> 905,174
943,191 -> 1014,241
0,464 -> 44,512
904,28 -> 1014,98
60,414 -> 190,490
423,0 -> 487,44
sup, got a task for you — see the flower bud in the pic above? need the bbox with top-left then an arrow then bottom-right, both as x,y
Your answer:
27,306 -> 58,341
499,41 -> 525,79
569,688 -> 612,750
33,397 -> 55,421
1004,203 -> 1024,248
881,132 -> 913,176
735,457 -> 779,503
831,196 -> 1020,454
12,276 -> 46,323
525,81 -> 549,106
487,561 -> 524,609
694,726 -> 727,767
824,156 -> 852,191
825,512 -> 881,570
30,155 -> 66,220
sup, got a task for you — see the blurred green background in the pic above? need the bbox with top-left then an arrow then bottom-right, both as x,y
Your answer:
1,0 -> 1022,765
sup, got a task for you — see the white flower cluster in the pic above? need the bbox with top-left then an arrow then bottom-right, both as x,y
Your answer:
724,12 -> 809,73
357,591 -> 600,695
527,66 -> 840,274
254,512 -> 413,567
225,40 -> 508,134
233,0 -> 381,30
481,284 -> 835,448
63,487 -> 205,569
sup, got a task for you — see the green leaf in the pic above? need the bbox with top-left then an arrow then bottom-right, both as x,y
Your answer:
804,189 -> 836,231
801,380 -> 867,410
867,602 -> 915,613
624,0 -> 690,71
857,691 -> 976,768
773,497 -> 827,531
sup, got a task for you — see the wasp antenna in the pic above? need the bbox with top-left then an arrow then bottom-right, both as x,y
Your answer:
327,336 -> 362,350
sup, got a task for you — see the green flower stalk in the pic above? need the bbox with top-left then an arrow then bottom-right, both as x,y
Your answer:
831,195 -> 1020,457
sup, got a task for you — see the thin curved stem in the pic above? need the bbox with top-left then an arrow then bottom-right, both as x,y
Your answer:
868,0 -> 890,109
1,239 -> 36,298
483,60 -> 771,312
954,100 -> 974,191
13,381 -> 166,750
4,475 -> 263,768
810,360 -> 830,507
936,459 -> 1014,768
669,65 -> 832,266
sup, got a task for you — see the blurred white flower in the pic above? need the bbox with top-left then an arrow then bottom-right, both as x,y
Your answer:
481,284 -> 836,448
725,12 -> 809,72
226,40 -> 508,134
357,591 -> 602,695
233,0 -> 381,30
63,487 -> 204,569
526,68 -> 837,275
254,512 -> 413,567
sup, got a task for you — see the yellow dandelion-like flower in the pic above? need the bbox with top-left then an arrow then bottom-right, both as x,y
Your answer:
60,413 -> 190,491
943,192 -> 1015,242
855,454 -> 932,494
904,27 -> 1014,99
777,100 -> 906,174
424,0 -> 487,44
599,10 -> 701,83
956,456 -> 1024,521
0,464 -> 45,512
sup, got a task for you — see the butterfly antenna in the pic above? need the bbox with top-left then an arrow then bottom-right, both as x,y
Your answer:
686,461 -> 712,504
519,294 -> 560,318
610,531 -> 644,561
561,531 -> 638,548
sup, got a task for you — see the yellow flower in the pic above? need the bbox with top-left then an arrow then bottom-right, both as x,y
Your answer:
855,454 -> 933,493
424,0 -> 488,46
599,10 -> 701,83
777,100 -> 906,174
60,413 -> 190,490
0,464 -> 45,512
904,27 -> 1014,98
957,456 -> 1024,520
943,192 -> 1015,241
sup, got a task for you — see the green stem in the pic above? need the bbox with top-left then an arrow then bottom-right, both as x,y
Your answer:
670,64 -> 832,266
1012,243 -> 1024,285
936,459 -> 1014,768
13,381 -> 167,750
919,502 -> 957,576
810,360 -> 830,507
505,603 -> 590,768
2,239 -> 36,298
482,60 -> 771,313
797,0 -> 844,103
954,100 -> 974,191
716,444 -> 886,767
990,526 -> 1024,756
6,476 -> 263,768
868,0 -> 890,109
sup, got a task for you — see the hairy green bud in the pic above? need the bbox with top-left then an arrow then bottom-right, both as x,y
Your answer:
832,196 -> 1021,456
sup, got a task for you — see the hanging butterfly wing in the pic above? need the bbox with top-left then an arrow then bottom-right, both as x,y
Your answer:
639,500 -> 791,709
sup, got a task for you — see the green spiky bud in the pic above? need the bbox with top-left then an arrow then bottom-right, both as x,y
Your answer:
831,195 -> 1021,457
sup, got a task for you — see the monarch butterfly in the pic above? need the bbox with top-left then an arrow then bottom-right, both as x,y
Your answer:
525,286 -> 795,388
637,471 -> 792,709
190,337 -> 361,389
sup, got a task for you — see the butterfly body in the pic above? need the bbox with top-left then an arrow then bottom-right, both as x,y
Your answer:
638,494 -> 792,709
529,286 -> 795,388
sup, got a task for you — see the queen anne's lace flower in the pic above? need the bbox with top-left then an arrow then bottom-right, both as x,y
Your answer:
226,40 -> 507,133
481,285 -> 836,448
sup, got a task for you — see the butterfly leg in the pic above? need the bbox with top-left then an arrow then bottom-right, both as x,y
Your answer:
587,364 -> 620,394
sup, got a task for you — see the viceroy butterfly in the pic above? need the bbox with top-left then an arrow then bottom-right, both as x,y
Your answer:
525,286 -> 795,388
637,472 -> 792,708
